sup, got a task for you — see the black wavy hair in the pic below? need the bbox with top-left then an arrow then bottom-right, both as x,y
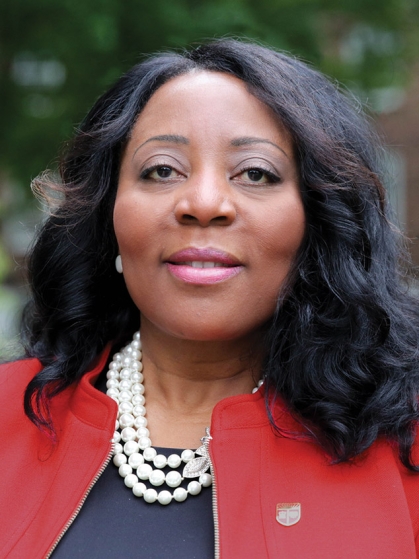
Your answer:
21,38 -> 419,470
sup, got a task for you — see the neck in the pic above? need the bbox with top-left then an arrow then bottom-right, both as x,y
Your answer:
138,318 -> 264,448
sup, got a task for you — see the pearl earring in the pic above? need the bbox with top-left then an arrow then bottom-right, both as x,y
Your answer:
115,255 -> 123,273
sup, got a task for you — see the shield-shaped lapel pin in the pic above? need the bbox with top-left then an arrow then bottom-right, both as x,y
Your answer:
276,503 -> 301,526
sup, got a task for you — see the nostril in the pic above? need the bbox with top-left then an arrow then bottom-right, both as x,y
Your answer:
181,214 -> 230,225
213,215 -> 228,223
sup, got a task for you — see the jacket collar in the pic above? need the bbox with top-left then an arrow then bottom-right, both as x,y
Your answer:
67,345 -> 117,430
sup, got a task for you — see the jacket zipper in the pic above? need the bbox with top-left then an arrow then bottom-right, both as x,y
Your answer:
45,443 -> 114,558
204,427 -> 220,559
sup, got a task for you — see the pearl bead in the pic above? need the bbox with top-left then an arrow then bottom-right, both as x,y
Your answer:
128,453 -> 144,468
181,449 -> 195,462
131,339 -> 141,349
119,390 -> 133,402
133,332 -> 140,341
258,379 -> 264,387
120,427 -> 136,442
106,369 -> 119,379
115,419 -> 119,430
153,454 -> 167,469
199,473 -> 212,487
252,387 -> 258,393
149,470 -> 165,486
131,372 -> 144,384
173,487 -> 188,502
132,394 -> 146,406
122,357 -> 132,368
167,454 -> 182,468
136,427 -> 150,438
119,379 -> 132,391
113,443 -> 123,455
113,453 -> 127,467
188,481 -> 202,495
106,378 -> 119,389
166,471 -> 182,488
137,464 -> 152,480
144,489 -> 158,503
119,368 -> 132,379
138,436 -> 151,450
107,387 -> 119,399
119,401 -> 134,414
114,352 -> 123,361
131,349 -> 141,360
112,431 -> 121,444
143,447 -> 157,461
119,413 -> 135,429
132,403 -> 146,416
123,440 -> 139,456
134,416 -> 148,428
131,383 -> 145,395
158,490 -> 173,505
124,473 -> 139,488
132,482 -> 147,497
132,404 -> 146,417
109,360 -> 121,370
118,463 -> 132,478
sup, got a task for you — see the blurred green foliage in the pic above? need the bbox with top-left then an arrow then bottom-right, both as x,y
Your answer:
0,0 -> 418,193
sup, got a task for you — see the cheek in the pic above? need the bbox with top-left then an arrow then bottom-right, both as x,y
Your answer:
113,196 -> 135,249
253,197 -> 306,269
242,198 -> 305,321
113,196 -> 157,256
113,195 -> 171,314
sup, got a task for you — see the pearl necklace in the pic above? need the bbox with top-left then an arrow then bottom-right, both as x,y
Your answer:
106,331 -> 263,505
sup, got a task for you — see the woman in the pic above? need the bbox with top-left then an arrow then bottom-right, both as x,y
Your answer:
1,39 -> 418,558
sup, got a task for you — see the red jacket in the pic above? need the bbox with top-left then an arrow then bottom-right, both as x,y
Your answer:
1,352 -> 418,558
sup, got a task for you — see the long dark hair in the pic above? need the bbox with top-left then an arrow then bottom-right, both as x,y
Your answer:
22,39 -> 419,470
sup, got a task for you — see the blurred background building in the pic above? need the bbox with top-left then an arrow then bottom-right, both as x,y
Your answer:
0,0 -> 418,355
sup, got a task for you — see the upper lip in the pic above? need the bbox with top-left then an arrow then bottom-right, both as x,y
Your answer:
166,247 -> 242,266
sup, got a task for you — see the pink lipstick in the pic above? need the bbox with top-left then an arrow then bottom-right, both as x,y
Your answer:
165,247 -> 243,285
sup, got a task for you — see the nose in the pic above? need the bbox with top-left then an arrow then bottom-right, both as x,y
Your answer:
174,172 -> 236,227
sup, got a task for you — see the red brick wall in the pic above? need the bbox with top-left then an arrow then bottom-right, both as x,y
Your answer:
377,68 -> 419,266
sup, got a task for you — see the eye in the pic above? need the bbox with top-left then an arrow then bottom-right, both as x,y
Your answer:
246,169 -> 265,182
140,165 -> 181,181
237,167 -> 280,185
154,166 -> 173,178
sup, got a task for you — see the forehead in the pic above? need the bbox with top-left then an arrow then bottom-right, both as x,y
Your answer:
128,70 -> 292,150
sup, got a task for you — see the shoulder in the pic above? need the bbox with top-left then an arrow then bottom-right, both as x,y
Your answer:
0,357 -> 43,382
0,358 -> 42,409
396,430 -> 419,543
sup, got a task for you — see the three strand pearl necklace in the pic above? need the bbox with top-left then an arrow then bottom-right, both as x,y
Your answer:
106,332 -> 212,506
106,331 -> 263,506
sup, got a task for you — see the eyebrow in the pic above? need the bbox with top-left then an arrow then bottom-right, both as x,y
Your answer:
132,134 -> 289,159
133,134 -> 189,158
231,137 -> 289,158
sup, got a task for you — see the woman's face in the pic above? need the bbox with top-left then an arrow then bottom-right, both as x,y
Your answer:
114,71 -> 305,341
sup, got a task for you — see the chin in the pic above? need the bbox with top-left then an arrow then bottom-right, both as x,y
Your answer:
156,319 -> 265,344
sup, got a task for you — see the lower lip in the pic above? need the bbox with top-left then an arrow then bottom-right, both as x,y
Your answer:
166,263 -> 243,285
